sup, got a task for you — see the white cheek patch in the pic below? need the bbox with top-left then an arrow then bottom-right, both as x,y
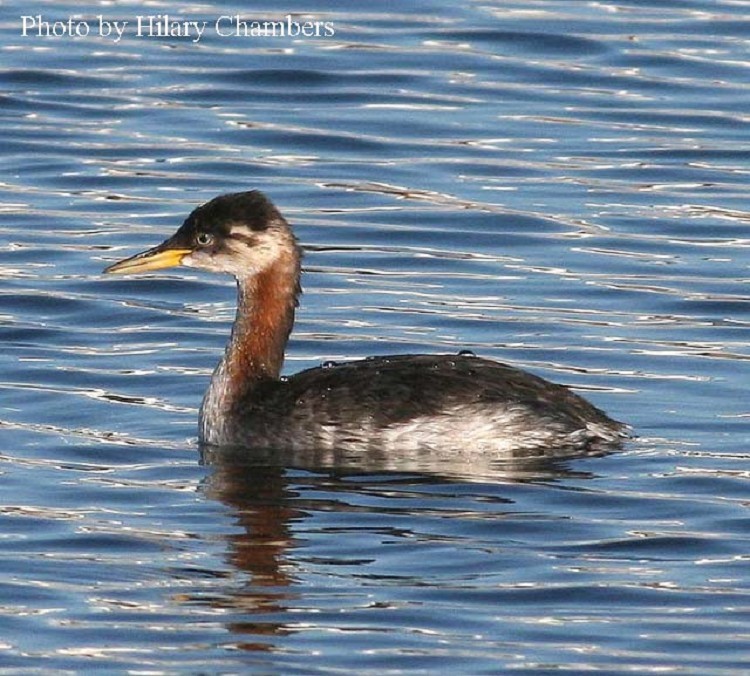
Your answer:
182,249 -> 236,275
228,230 -> 287,271
181,252 -> 199,268
183,222 -> 296,279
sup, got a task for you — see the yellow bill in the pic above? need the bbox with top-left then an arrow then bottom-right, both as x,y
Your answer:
104,245 -> 192,275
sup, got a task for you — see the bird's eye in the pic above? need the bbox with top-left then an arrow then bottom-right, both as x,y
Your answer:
196,232 -> 214,247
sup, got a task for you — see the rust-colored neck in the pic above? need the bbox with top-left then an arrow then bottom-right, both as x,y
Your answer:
230,258 -> 299,385
200,251 -> 300,443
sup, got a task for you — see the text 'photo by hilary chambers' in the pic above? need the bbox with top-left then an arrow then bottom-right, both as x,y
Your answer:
20,13 -> 336,44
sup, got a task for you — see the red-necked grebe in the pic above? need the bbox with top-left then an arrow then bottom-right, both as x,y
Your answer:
104,191 -> 628,454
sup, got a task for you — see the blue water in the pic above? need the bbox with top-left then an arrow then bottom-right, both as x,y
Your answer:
2,1 -> 750,672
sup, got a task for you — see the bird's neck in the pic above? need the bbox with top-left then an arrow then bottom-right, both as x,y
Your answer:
200,252 -> 300,443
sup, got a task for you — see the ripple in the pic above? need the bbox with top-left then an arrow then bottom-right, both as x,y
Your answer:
1,0 -> 750,672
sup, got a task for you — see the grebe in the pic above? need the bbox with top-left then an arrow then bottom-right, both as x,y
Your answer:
104,191 -> 628,455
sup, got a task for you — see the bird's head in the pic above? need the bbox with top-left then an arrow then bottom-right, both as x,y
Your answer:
104,191 -> 300,280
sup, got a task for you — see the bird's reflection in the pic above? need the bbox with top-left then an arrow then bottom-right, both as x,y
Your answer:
195,443 -> 606,652
197,459 -> 304,651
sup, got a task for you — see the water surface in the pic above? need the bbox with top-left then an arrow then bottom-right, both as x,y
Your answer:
1,1 -> 749,673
